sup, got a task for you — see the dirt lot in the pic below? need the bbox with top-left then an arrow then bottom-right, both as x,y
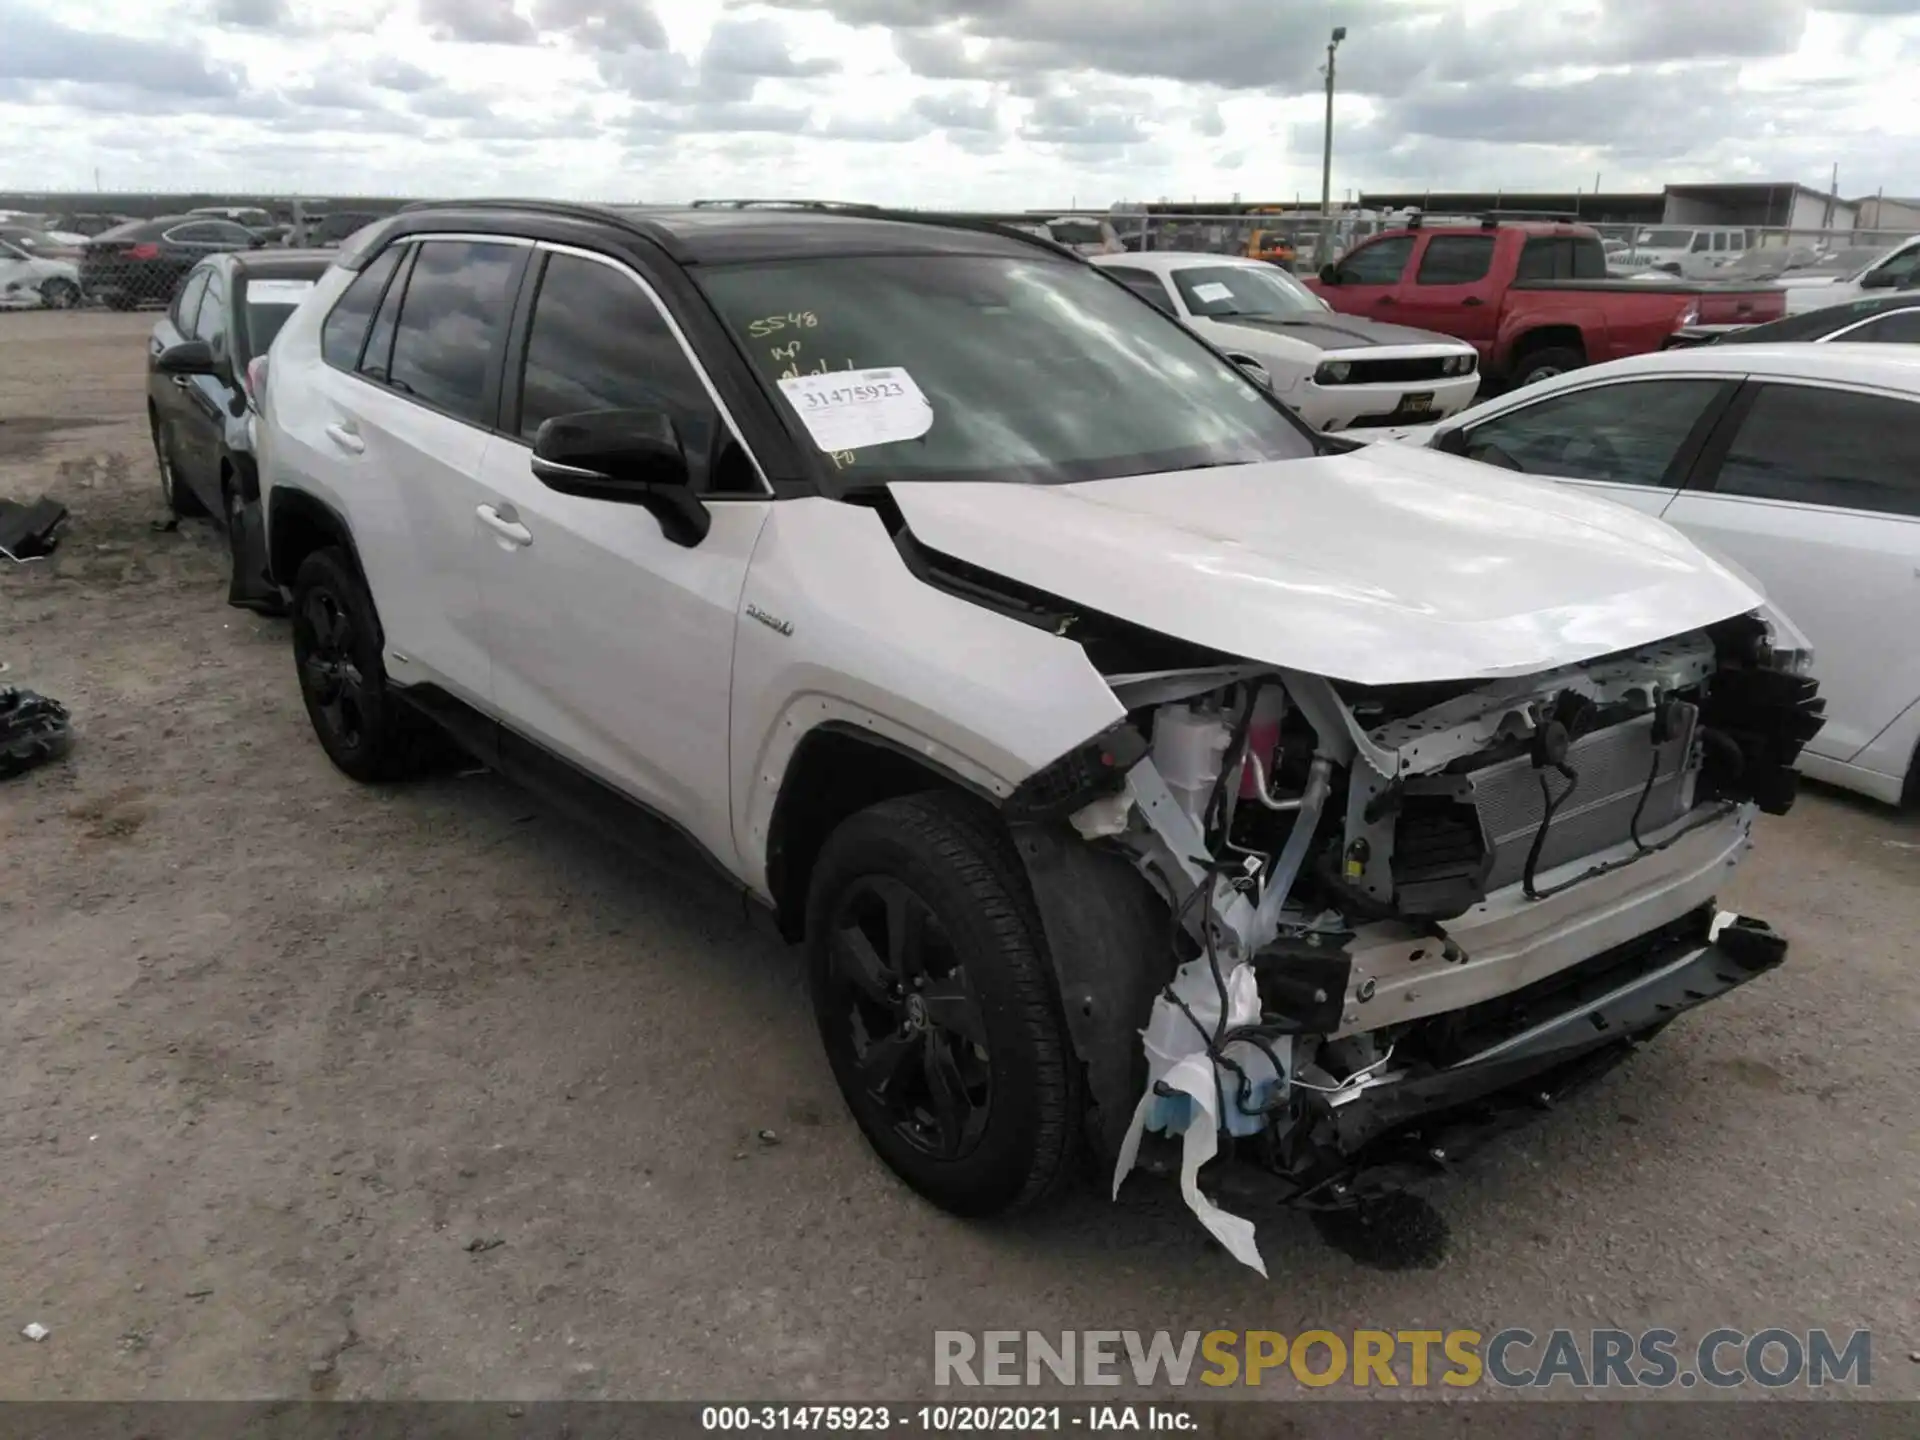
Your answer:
2,309 -> 1918,1403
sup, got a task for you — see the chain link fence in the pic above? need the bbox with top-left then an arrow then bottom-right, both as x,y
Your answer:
0,199 -> 405,314
5,194 -> 1918,315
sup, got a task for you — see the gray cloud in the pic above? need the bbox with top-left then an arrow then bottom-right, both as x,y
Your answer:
285,75 -> 390,109
626,99 -> 813,133
419,0 -> 536,44
818,110 -> 935,140
410,87 -> 497,118
1020,92 -> 1147,147
531,0 -> 667,50
703,16 -> 840,76
370,58 -> 438,91
910,91 -> 999,130
211,0 -> 287,26
1,0 -> 245,96
891,26 -> 981,77
1193,101 -> 1224,138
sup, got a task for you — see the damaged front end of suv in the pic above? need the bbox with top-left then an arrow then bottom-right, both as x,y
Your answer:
1000,603 -> 1822,1271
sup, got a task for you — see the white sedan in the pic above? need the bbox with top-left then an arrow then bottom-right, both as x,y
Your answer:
1367,344 -> 1920,804
1092,251 -> 1480,431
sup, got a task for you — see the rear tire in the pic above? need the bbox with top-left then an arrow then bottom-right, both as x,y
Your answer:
1511,346 -> 1584,388
289,547 -> 433,783
807,792 -> 1080,1217
150,410 -> 205,518
40,279 -> 80,310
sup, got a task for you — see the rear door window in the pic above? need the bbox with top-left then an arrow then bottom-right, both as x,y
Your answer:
1710,384 -> 1920,517
358,246 -> 416,384
1460,379 -> 1728,486
1416,236 -> 1496,284
321,245 -> 401,371
1839,309 -> 1920,344
385,240 -> 524,426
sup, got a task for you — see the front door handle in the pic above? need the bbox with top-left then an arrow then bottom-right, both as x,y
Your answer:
324,422 -> 364,454
1377,295 -> 1396,305
477,503 -> 533,547
1461,296 -> 1485,307
170,375 -> 191,388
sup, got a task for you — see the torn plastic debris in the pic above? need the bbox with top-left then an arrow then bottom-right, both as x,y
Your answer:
0,496 -> 68,563
1111,956 -> 1287,1277
0,686 -> 73,780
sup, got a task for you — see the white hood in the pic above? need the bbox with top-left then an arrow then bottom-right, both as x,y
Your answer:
887,447 -> 1762,686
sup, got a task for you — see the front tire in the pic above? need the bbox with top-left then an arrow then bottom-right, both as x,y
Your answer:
289,547 -> 430,783
807,792 -> 1080,1217
40,279 -> 80,310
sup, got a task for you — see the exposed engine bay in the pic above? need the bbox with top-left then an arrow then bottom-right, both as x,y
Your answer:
1012,611 -> 1824,1273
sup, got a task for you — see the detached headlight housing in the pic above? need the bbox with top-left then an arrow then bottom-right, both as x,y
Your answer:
1315,359 -> 1352,385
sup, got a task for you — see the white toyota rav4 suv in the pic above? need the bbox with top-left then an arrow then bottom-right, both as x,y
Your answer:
255,201 -> 1822,1265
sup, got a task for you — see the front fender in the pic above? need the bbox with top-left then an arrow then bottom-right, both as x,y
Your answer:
728,496 -> 1126,897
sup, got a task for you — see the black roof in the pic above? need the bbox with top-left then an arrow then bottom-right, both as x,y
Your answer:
1720,291 -> 1920,344
371,199 -> 1069,267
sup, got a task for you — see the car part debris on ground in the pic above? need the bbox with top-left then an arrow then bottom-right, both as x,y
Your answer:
0,685 -> 73,780
0,495 -> 67,561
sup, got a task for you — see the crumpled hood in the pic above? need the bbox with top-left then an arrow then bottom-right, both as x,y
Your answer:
1212,314 -> 1463,351
887,448 -> 1762,686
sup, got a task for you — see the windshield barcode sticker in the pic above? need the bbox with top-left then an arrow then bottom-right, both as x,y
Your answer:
778,367 -> 933,452
246,279 -> 316,303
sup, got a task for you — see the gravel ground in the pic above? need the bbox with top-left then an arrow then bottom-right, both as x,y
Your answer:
2,310 -> 1917,1403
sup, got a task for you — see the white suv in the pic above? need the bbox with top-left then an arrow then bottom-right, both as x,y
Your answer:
255,202 -> 1821,1257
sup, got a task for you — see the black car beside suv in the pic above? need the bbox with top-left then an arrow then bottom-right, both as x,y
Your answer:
147,248 -> 332,608
83,215 -> 262,309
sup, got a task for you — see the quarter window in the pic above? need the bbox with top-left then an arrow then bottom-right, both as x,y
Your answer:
386,240 -> 522,425
1334,237 -> 1414,285
321,245 -> 401,371
1713,384 -> 1920,517
1416,236 -> 1495,285
515,252 -> 729,483
191,273 -> 227,350
172,270 -> 211,336
1459,379 -> 1726,486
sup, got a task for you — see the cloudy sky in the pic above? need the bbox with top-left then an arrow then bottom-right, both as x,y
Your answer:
5,0 -> 1920,207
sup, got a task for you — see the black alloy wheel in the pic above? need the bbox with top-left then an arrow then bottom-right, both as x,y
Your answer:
823,874 -> 993,1162
295,582 -> 371,761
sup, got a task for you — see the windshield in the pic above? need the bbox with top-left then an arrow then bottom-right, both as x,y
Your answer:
699,253 -> 1317,488
1171,263 -> 1326,319
1636,229 -> 1693,248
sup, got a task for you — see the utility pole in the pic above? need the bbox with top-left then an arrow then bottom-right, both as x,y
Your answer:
1318,25 -> 1346,268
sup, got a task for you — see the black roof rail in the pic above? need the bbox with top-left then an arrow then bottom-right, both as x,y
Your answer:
688,198 -> 881,211
381,195 -> 1080,266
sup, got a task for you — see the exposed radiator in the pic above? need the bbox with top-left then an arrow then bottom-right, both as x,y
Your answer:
1469,710 -> 1698,893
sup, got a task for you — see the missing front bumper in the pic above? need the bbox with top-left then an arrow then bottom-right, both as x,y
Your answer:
1233,907 -> 1786,1204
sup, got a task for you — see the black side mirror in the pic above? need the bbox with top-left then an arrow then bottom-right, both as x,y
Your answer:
531,407 -> 710,547
1318,264 -> 1340,285
1857,267 -> 1897,290
156,339 -> 216,376
1436,427 -> 1470,456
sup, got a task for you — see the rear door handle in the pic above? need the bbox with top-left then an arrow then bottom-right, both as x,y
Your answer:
476,504 -> 533,547
324,422 -> 364,454
1377,295 -> 1396,304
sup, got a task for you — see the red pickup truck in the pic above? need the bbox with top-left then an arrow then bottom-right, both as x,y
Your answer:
1305,221 -> 1787,388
